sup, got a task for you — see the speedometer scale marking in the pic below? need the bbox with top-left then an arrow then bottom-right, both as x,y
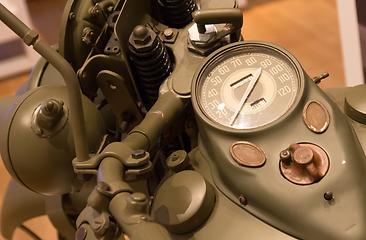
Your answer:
197,44 -> 300,129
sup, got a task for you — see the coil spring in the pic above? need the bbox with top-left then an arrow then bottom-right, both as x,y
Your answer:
158,0 -> 197,28
128,26 -> 173,109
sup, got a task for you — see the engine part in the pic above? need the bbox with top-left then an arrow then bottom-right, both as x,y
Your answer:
158,0 -> 197,28
128,25 -> 173,109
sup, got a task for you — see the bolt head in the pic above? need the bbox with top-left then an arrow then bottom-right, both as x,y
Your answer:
45,101 -> 55,112
133,25 -> 148,38
39,99 -> 63,117
129,25 -> 156,49
132,149 -> 146,159
188,23 -> 217,46
163,28 -> 174,38
69,12 -> 76,20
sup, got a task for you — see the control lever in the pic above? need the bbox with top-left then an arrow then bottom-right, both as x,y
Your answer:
188,8 -> 243,55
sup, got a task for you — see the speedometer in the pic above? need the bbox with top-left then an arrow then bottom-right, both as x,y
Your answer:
194,41 -> 303,129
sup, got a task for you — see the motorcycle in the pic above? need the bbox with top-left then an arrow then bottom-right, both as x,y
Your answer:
1,0 -> 366,239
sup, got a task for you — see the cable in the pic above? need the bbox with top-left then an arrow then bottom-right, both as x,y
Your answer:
19,225 -> 42,240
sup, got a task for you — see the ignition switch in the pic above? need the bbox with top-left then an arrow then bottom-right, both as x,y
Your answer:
280,143 -> 329,185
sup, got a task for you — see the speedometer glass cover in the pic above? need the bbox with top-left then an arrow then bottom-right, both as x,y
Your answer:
196,42 -> 302,130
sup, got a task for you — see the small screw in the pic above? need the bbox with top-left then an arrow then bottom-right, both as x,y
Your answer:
324,191 -> 334,201
171,153 -> 179,161
34,128 -> 43,137
132,149 -> 146,159
313,72 -> 329,84
69,12 -> 76,20
45,101 -> 55,112
239,195 -> 248,206
163,28 -> 174,39
96,182 -> 111,192
82,27 -> 95,46
107,6 -> 114,13
90,3 -> 107,20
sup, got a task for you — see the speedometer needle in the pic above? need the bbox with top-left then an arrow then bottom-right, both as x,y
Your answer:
230,67 -> 262,126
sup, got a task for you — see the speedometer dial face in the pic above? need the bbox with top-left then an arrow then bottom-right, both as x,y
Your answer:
196,43 -> 301,129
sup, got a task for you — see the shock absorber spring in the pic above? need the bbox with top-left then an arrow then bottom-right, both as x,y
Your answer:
128,25 -> 173,109
158,0 -> 197,28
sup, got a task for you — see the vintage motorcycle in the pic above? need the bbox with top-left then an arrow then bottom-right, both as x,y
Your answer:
1,0 -> 366,239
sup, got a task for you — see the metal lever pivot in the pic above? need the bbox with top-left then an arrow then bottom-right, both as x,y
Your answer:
192,8 -> 243,34
188,8 -> 243,55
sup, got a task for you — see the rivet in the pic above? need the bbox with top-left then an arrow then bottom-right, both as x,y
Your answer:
324,191 -> 334,201
69,12 -> 76,20
239,195 -> 248,206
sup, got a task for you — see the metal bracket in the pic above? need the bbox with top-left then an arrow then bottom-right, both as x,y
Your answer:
104,32 -> 121,54
73,141 -> 153,183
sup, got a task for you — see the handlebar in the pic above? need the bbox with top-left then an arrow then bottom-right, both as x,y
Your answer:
109,193 -> 173,240
0,3 -> 90,161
